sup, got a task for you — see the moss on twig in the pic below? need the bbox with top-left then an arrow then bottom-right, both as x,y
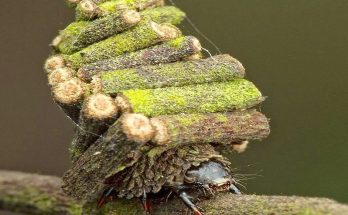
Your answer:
118,79 -> 263,117
1,171 -> 348,215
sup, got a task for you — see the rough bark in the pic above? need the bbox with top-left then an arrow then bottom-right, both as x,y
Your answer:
103,143 -> 232,199
62,114 -> 155,201
75,0 -> 101,21
66,21 -> 181,69
52,78 -> 91,123
56,10 -> 141,54
140,6 -> 186,25
56,6 -> 185,54
0,170 -> 82,215
78,36 -> 202,82
150,109 -> 270,146
1,171 -> 348,215
75,0 -> 165,21
65,0 -> 110,8
92,54 -> 245,94
117,79 -> 264,117
69,93 -> 119,162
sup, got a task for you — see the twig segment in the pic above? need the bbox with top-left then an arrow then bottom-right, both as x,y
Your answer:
56,10 -> 141,54
150,109 -> 270,146
62,114 -> 155,201
78,36 -> 202,81
1,171 -> 348,215
66,21 -> 182,69
92,54 -> 245,94
116,79 -> 264,117
76,0 -> 165,21
52,78 -> 90,122
69,93 -> 118,162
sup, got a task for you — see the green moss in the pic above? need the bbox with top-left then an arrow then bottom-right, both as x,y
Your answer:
147,146 -> 167,158
58,22 -> 88,54
215,114 -> 229,123
67,203 -> 83,215
98,199 -> 143,215
99,54 -> 244,93
78,36 -> 200,82
98,0 -> 162,15
2,187 -> 83,215
175,113 -> 203,126
99,1 -> 120,13
101,69 -> 147,94
141,6 -> 186,25
298,208 -> 326,215
168,36 -> 185,48
62,22 -> 89,37
67,21 -> 180,69
121,79 -> 263,117
59,9 -> 144,54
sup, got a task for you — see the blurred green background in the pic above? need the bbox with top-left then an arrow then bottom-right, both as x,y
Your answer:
0,2 -> 347,215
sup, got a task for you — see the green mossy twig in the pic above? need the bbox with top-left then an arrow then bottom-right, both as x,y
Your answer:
150,109 -> 270,146
1,171 -> 348,215
75,0 -> 101,21
62,114 -> 155,201
52,78 -> 91,123
56,6 -> 185,54
78,36 -> 201,82
69,93 -> 119,162
93,54 -> 245,94
57,10 -> 141,54
76,0 -> 165,21
66,20 -> 181,69
117,79 -> 264,117
140,5 -> 186,25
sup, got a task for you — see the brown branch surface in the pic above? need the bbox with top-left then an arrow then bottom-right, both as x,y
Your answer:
1,171 -> 348,215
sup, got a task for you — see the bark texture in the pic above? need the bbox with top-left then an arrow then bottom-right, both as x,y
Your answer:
75,0 -> 165,21
69,93 -> 119,162
150,109 -> 270,146
62,114 -> 155,201
118,79 -> 264,117
52,78 -> 90,123
1,171 -> 348,215
78,36 -> 202,82
102,143 -> 231,199
94,54 -> 245,94
57,6 -> 185,54
66,21 -> 181,69
57,10 -> 141,54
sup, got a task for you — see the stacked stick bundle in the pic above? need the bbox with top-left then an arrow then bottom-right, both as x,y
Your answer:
44,0 -> 271,207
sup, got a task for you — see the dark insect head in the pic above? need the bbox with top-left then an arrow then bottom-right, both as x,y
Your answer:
185,161 -> 241,194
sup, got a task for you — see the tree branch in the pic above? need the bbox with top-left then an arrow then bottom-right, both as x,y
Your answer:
1,171 -> 347,215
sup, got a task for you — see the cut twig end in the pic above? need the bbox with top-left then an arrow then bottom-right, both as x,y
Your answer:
190,37 -> 202,53
121,113 -> 155,143
51,35 -> 63,48
122,10 -> 141,25
53,78 -> 86,105
115,95 -> 132,113
44,55 -> 66,73
90,75 -> 102,93
150,118 -> 169,146
48,67 -> 75,86
78,0 -> 100,19
152,22 -> 181,40
184,53 -> 203,61
83,93 -> 118,120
